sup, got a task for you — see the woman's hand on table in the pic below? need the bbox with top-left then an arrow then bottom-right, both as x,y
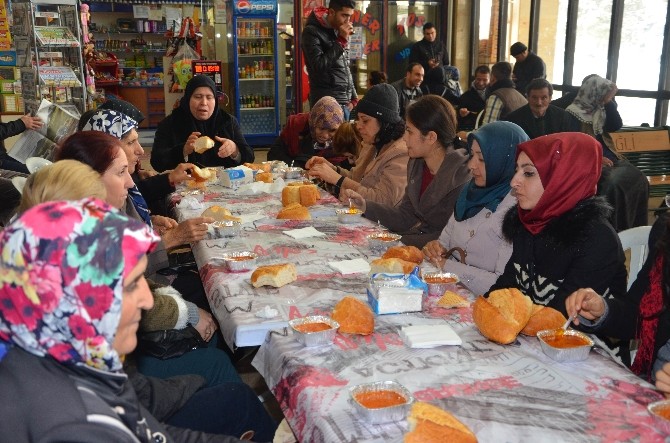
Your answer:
564,288 -> 606,326
305,156 -> 333,170
193,308 -> 218,342
656,362 -> 670,397
308,162 -> 341,184
183,132 -> 202,157
168,163 -> 196,185
215,136 -> 240,160
162,216 -> 214,248
343,189 -> 366,212
422,240 -> 447,268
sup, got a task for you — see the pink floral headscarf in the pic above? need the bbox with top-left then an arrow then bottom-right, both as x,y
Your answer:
0,198 -> 158,372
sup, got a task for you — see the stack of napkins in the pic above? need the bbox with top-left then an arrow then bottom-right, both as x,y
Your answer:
283,227 -> 325,239
328,258 -> 371,275
399,324 -> 462,348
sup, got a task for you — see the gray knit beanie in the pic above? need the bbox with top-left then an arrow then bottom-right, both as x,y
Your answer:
354,83 -> 401,124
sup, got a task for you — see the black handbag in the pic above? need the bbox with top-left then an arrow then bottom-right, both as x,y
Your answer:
137,325 -> 207,360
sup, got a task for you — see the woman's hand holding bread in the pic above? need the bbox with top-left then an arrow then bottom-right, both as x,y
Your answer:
162,216 -> 214,248
183,131 -> 202,157
168,163 -> 197,185
344,189 -> 366,212
564,288 -> 606,326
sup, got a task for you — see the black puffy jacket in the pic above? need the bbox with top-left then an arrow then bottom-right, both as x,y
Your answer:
301,9 -> 357,107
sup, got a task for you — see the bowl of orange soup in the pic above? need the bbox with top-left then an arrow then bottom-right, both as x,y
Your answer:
288,315 -> 340,347
349,380 -> 414,424
537,328 -> 594,362
648,399 -> 670,433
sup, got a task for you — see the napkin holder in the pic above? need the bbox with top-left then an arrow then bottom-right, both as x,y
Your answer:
219,167 -> 253,189
367,268 -> 427,315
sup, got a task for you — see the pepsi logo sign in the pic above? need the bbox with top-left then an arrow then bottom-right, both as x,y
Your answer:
237,0 -> 250,13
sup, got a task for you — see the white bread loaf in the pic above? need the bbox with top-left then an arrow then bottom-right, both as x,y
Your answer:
276,203 -> 311,220
201,205 -> 241,222
190,165 -> 216,182
194,136 -> 215,154
382,245 -> 424,265
281,184 -> 320,207
472,288 -> 533,345
520,304 -> 566,336
251,263 -> 297,288
369,257 -> 418,275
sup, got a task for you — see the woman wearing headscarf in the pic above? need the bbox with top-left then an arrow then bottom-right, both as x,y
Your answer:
345,95 -> 470,249
488,132 -> 628,317
151,75 -> 254,172
566,74 -> 649,231
422,121 -> 527,295
306,83 -> 409,206
0,198 -> 276,441
267,95 -> 345,168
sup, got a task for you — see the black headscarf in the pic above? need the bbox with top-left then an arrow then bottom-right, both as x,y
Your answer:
180,75 -> 219,137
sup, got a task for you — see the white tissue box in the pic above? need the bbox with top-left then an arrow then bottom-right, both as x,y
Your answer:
219,167 -> 253,189
367,273 -> 423,315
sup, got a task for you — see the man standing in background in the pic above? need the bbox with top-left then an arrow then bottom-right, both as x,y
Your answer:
391,62 -> 424,119
302,0 -> 358,119
510,41 -> 546,95
409,23 -> 450,74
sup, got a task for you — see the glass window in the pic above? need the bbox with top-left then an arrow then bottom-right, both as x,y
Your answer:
572,0 -> 613,84
615,96 -> 658,127
617,0 -> 667,91
477,0 -> 497,66
385,2 -> 443,84
537,0 -> 568,84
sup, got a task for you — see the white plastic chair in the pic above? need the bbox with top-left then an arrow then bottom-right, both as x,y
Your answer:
618,225 -> 652,290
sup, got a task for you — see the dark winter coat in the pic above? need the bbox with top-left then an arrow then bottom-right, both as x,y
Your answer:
488,196 -> 628,316
301,9 -> 357,107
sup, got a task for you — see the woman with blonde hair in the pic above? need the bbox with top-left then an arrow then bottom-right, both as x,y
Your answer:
17,160 -> 106,214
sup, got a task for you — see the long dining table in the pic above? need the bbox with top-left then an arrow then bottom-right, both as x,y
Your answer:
173,177 -> 670,443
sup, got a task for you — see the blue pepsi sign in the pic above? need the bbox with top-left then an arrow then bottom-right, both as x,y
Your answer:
233,0 -> 277,16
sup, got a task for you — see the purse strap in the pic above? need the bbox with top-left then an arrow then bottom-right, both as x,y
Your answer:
445,246 -> 467,265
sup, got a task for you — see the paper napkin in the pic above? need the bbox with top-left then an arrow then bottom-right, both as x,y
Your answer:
399,324 -> 462,348
283,227 -> 326,239
328,258 -> 371,275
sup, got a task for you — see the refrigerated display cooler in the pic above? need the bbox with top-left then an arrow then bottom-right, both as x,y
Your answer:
232,1 -> 280,146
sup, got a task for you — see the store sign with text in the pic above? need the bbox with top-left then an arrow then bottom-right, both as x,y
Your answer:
192,60 -> 223,93
233,0 -> 277,16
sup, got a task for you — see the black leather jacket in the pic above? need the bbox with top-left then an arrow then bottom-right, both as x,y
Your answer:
301,10 -> 357,107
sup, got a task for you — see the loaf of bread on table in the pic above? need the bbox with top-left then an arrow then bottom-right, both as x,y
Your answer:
190,165 -> 216,182
276,203 -> 311,220
281,183 -> 320,207
404,402 -> 477,443
251,263 -> 297,288
201,205 -> 241,222
472,288 -> 533,345
332,296 -> 374,335
382,245 -> 424,265
243,162 -> 272,172
194,136 -> 215,154
520,304 -> 566,336
255,172 -> 273,183
370,257 -> 418,275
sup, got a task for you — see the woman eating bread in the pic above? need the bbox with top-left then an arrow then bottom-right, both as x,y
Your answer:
422,121 -> 529,295
305,83 -> 409,206
151,75 -> 254,172
267,95 -> 345,168
345,95 -> 471,248
487,132 -> 628,320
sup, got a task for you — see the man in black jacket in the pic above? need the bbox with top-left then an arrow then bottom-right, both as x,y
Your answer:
408,22 -> 450,74
0,114 -> 43,173
457,64 -> 490,131
510,41 -> 546,95
302,0 -> 357,118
